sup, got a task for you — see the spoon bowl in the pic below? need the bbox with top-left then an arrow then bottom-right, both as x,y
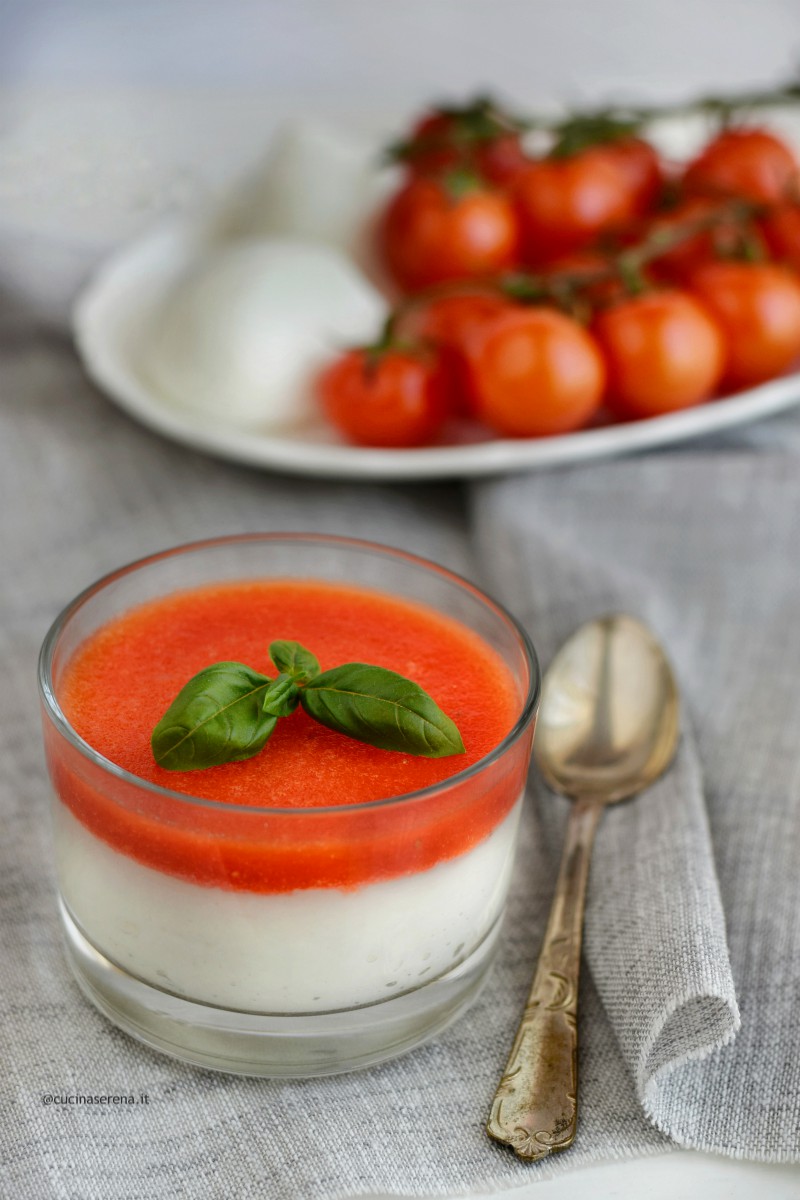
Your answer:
535,613 -> 680,803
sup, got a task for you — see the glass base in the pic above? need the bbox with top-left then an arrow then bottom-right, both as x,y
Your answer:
59,899 -> 501,1077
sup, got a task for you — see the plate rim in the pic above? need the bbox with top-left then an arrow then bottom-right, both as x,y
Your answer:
73,215 -> 800,482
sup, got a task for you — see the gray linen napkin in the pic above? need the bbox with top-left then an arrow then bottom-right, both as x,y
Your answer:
1,324 -> 799,1198
470,441 -> 800,1154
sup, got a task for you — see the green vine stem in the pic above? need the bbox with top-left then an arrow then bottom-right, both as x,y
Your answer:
387,77 -> 800,165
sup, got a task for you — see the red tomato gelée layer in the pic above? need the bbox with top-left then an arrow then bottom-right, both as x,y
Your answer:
48,580 -> 529,893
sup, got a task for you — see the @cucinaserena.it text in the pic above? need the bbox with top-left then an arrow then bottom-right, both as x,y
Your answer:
41,1093 -> 150,1106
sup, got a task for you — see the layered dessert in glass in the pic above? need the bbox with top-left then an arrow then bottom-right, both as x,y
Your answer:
39,535 -> 538,1076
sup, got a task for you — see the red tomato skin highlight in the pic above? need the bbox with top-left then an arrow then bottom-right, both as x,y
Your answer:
380,177 -> 520,293
317,348 -> 449,448
465,306 -> 607,437
593,290 -> 725,417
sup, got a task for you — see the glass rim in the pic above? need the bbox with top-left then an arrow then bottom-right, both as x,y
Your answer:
38,532 -> 540,818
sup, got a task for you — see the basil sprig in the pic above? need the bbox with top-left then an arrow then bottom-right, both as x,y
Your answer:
151,640 -> 464,771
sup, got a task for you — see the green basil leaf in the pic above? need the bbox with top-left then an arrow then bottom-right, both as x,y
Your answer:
151,662 -> 276,771
269,640 -> 320,685
262,673 -> 301,717
300,662 -> 465,758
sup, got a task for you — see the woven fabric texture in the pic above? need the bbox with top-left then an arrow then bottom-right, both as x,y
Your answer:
1,328 -> 799,1198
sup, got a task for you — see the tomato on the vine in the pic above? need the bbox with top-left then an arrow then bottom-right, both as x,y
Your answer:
404,111 -> 528,185
380,175 -> 520,293
401,290 -> 511,414
317,347 -> 449,448
463,306 -> 606,436
513,147 -> 639,266
689,261 -> 800,387
592,289 -> 725,417
683,127 -> 799,202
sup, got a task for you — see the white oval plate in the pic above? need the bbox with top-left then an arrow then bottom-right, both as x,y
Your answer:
75,217 -> 800,484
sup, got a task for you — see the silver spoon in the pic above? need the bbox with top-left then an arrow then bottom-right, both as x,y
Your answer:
487,613 -> 680,1161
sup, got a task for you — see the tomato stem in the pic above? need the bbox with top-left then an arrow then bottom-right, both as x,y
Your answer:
358,311 -> 434,376
441,166 -> 483,201
386,77 -> 800,167
516,76 -> 800,135
616,256 -> 648,297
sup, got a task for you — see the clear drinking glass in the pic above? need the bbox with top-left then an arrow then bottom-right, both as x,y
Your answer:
38,534 -> 539,1077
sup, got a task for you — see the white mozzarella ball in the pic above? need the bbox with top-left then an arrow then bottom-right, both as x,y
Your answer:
142,238 -> 386,429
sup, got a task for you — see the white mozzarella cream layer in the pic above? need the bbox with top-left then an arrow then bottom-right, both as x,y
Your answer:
55,799 -> 522,1014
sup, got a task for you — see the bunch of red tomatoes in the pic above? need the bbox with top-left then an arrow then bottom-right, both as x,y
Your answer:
318,94 -> 800,448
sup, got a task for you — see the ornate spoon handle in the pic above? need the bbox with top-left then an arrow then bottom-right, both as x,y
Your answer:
486,798 -> 603,1161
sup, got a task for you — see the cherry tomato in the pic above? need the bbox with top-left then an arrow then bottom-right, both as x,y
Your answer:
683,127 -> 799,203
401,290 -> 511,414
513,148 -> 638,266
317,348 -> 448,447
761,202 -> 800,273
603,137 -> 663,214
380,176 -> 520,293
404,111 -> 528,185
593,290 -> 725,417
689,261 -> 800,387
464,306 -> 606,436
